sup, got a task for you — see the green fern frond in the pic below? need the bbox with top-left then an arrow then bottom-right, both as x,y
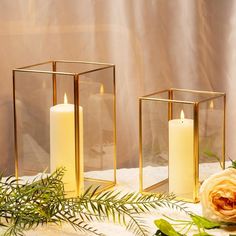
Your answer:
0,168 -> 187,236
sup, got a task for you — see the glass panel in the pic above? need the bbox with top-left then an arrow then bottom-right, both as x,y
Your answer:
18,61 -> 53,71
199,97 -> 225,181
79,67 -> 115,187
56,61 -> 110,74
141,98 -> 195,200
172,89 -> 220,103
14,71 -> 52,176
141,99 -> 169,193
145,90 -> 169,99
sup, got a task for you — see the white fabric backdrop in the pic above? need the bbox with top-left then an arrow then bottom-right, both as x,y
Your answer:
0,0 -> 236,174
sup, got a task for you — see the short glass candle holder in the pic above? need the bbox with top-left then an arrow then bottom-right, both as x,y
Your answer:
13,60 -> 116,197
139,88 -> 226,202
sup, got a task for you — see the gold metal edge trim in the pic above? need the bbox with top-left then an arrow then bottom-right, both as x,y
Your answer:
171,88 -> 225,96
222,94 -> 226,169
73,74 -> 81,195
193,103 -> 200,203
92,183 -> 116,195
13,69 -> 75,76
140,88 -> 225,98
77,65 -> 114,76
139,97 -> 195,105
113,66 -> 117,184
141,89 -> 169,98
17,60 -> 53,69
198,93 -> 225,103
52,62 -> 57,105
17,60 -> 114,70
13,70 -> 19,179
85,177 -> 115,184
143,179 -> 168,192
139,98 -> 143,192
14,65 -> 115,77
55,59 -> 115,67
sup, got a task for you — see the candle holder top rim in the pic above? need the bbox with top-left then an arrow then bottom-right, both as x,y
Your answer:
139,88 -> 225,104
13,60 -> 115,77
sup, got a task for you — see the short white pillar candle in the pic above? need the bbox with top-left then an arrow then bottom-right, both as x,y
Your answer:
169,110 -> 194,198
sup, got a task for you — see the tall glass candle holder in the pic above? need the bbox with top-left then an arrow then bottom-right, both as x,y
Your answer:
13,60 -> 116,197
139,88 -> 226,202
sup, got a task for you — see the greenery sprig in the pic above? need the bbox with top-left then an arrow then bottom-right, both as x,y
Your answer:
229,158 -> 236,169
154,214 -> 221,236
0,168 -> 187,236
153,157 -> 236,236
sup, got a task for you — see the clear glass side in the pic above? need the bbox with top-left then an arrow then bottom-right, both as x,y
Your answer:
141,99 -> 169,193
172,89 -> 221,103
78,67 -> 115,190
198,97 -> 225,182
56,61 -> 111,74
145,90 -> 169,99
14,71 -> 52,176
146,90 -> 221,103
17,62 -> 53,71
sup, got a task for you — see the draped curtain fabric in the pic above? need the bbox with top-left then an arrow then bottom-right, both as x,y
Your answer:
0,0 -> 235,174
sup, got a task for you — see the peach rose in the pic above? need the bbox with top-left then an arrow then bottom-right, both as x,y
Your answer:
200,168 -> 236,223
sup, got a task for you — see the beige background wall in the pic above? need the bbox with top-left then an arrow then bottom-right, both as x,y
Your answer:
0,0 -> 235,174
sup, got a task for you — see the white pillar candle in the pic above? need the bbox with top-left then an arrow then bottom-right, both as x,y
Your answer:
50,94 -> 84,195
168,110 -> 194,198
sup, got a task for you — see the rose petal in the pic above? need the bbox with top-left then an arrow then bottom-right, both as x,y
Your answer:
200,168 -> 236,223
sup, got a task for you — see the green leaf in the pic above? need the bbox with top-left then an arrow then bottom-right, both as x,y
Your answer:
193,233 -> 213,236
229,159 -> 236,169
154,219 -> 183,236
203,150 -> 223,168
190,215 -> 220,229
155,229 -> 168,235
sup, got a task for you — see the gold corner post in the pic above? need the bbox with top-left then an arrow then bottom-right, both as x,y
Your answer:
52,61 -> 57,105
13,70 -> 19,178
113,65 -> 117,184
74,74 -> 81,195
168,89 -> 173,121
222,94 -> 226,169
139,98 -> 143,192
193,102 -> 199,203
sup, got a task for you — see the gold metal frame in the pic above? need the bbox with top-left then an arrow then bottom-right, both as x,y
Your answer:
13,60 -> 117,195
139,88 -> 226,203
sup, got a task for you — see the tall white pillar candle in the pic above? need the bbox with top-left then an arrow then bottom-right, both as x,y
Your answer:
168,110 -> 195,198
50,94 -> 84,195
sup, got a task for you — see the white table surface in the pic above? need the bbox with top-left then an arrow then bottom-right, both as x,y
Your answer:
1,164 -> 235,236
